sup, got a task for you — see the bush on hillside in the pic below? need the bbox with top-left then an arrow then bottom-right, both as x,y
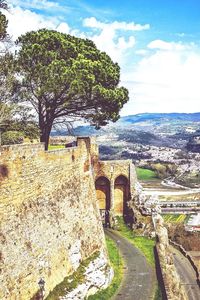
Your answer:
2,131 -> 24,145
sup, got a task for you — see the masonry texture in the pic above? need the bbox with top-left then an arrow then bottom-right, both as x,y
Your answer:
0,137 -> 137,299
95,160 -> 136,212
91,139 -> 137,221
155,215 -> 188,300
0,137 -> 114,299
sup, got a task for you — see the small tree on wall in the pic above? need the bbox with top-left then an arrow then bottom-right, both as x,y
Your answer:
14,29 -> 129,149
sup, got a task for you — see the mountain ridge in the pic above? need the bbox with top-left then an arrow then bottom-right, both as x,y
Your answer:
119,112 -> 200,124
51,112 -> 200,138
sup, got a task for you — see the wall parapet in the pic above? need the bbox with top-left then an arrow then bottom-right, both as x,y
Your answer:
0,143 -> 45,150
99,159 -> 132,164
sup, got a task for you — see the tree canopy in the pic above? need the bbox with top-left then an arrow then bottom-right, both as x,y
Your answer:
0,0 -> 9,42
0,1 -> 39,145
15,29 -> 129,149
0,0 -> 12,142
0,0 -> 13,105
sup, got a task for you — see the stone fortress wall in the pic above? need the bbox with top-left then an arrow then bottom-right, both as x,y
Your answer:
0,137 -> 136,299
0,137 -> 109,299
1,135 -> 188,300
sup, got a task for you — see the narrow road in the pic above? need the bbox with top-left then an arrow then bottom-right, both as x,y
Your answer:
170,246 -> 200,300
105,229 -> 156,300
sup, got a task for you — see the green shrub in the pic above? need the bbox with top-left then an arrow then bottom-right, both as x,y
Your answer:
1,131 -> 24,145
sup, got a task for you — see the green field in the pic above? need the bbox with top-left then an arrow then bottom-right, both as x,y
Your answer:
48,144 -> 65,150
162,214 -> 187,224
136,167 -> 158,181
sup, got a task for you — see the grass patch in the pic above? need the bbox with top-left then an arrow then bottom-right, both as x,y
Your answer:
162,214 -> 187,224
116,217 -> 155,267
136,167 -> 158,181
154,284 -> 162,300
184,214 -> 191,223
45,251 -> 100,300
48,144 -> 65,150
88,236 -> 124,300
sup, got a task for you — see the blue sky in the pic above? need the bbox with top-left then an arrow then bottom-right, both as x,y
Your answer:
5,0 -> 200,115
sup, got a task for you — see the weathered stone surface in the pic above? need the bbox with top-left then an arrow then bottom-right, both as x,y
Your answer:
0,138 -> 111,300
68,240 -> 82,270
60,251 -> 114,300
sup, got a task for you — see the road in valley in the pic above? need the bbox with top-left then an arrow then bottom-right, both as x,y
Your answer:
170,246 -> 200,300
105,229 -> 156,300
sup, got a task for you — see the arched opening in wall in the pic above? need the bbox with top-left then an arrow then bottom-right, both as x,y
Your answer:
114,175 -> 129,217
95,176 -> 110,226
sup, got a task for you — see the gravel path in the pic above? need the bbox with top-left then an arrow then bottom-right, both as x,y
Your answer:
105,229 -> 156,300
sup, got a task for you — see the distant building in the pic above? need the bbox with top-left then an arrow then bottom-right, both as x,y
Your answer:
185,213 -> 200,232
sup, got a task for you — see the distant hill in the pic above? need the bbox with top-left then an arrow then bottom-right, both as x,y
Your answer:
55,112 -> 200,136
50,112 -> 200,161
119,113 -> 200,124
51,113 -> 200,149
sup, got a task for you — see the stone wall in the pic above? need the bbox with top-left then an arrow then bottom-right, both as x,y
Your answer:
0,138 -> 110,299
154,215 -> 188,300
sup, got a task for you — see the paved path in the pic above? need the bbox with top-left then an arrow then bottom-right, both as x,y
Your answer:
105,229 -> 156,300
170,246 -> 200,300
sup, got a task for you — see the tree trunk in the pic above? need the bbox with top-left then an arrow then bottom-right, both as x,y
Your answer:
40,124 -> 52,150
38,103 -> 54,150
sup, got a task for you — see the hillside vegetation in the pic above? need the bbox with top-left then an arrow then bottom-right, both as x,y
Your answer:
136,167 -> 158,180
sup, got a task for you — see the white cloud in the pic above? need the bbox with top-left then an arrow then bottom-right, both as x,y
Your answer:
4,5 -> 71,40
83,17 -> 104,29
83,17 -> 149,63
56,22 -> 70,34
117,36 -> 135,50
4,8 -> 146,64
9,0 -> 60,10
121,41 -> 200,115
148,39 -> 187,51
83,17 -> 150,31
4,5 -> 200,115
92,30 -> 136,63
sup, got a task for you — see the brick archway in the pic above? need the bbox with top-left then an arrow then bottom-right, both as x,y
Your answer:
114,175 -> 129,216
